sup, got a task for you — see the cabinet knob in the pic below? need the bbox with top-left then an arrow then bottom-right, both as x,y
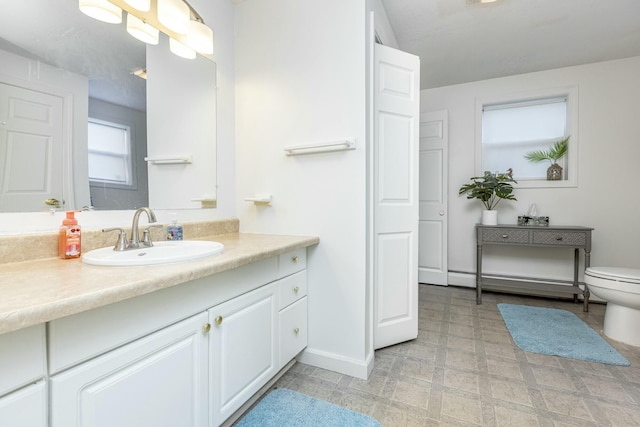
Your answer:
556,236 -> 563,241
294,327 -> 300,335
292,256 -> 299,263
294,286 -> 300,294
214,315 -> 223,325
202,323 -> 211,333
502,234 -> 508,239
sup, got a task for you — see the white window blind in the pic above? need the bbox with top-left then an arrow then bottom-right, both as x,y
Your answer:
482,97 -> 567,180
87,119 -> 132,185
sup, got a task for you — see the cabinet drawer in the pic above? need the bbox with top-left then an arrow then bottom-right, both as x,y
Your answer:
278,270 -> 307,310
0,325 -> 46,396
279,297 -> 307,368
279,248 -> 306,278
481,228 -> 529,244
533,230 -> 586,246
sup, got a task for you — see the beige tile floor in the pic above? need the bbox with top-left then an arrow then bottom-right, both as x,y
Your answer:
269,284 -> 640,426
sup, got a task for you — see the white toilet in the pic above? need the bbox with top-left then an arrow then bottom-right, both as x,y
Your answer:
585,266 -> 640,347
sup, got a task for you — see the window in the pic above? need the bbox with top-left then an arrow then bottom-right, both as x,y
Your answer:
87,118 -> 133,187
476,86 -> 578,188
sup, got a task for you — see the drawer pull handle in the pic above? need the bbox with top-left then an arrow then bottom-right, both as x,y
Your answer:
502,234 -> 508,239
294,286 -> 300,294
556,236 -> 563,241
294,327 -> 300,335
202,323 -> 211,333
292,256 -> 299,263
214,316 -> 223,325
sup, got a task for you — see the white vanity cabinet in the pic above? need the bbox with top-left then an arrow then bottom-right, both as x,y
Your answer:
0,244 -> 311,427
50,312 -> 209,427
0,325 -> 47,427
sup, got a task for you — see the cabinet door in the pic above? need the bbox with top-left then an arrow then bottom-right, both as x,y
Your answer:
210,284 -> 278,426
51,312 -> 209,427
279,296 -> 308,368
0,381 -> 47,427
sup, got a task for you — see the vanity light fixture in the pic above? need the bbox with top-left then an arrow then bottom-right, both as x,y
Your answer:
78,0 -> 213,59
79,0 -> 122,24
157,0 -> 190,34
169,37 -> 196,59
126,14 -> 159,44
123,0 -> 151,11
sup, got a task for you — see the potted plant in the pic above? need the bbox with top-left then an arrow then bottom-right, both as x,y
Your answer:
458,170 -> 517,225
524,136 -> 569,181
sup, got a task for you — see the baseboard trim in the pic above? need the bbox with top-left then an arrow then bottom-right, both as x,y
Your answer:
297,347 -> 374,380
447,271 -> 476,288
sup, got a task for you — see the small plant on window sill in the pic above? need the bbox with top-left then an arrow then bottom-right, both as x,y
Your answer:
524,136 -> 569,181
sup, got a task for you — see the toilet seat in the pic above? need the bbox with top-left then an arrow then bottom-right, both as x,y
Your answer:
586,267 -> 640,284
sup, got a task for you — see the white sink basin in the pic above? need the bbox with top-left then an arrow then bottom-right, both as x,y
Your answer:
82,240 -> 224,266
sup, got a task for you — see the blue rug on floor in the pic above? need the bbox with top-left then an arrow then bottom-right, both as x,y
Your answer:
497,303 -> 629,366
235,388 -> 381,427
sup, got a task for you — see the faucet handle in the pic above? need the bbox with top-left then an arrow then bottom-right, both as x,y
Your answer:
102,227 -> 128,251
142,224 -> 164,247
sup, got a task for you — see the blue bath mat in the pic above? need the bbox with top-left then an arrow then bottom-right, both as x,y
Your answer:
235,388 -> 381,427
497,304 -> 630,366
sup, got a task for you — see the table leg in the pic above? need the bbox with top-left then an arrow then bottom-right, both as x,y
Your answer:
476,244 -> 482,304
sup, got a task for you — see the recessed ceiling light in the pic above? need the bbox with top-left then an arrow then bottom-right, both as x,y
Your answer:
467,0 -> 500,4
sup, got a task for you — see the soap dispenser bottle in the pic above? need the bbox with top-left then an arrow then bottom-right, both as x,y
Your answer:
59,211 -> 81,259
166,216 -> 183,241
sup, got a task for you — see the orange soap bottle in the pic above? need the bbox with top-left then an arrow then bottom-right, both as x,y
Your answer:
59,211 -> 81,259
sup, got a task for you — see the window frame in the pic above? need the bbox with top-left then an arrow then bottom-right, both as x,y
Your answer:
87,116 -> 138,191
475,85 -> 579,189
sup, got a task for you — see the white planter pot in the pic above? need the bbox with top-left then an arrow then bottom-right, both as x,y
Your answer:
481,210 -> 498,225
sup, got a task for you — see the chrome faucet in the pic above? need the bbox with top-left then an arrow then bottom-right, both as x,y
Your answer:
128,207 -> 158,249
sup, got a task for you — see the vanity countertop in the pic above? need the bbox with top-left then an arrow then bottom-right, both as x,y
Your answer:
0,232 -> 319,335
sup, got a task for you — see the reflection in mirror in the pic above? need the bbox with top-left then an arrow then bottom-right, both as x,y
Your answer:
0,0 -> 216,212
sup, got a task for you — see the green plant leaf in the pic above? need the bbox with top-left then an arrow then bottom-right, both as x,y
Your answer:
524,136 -> 569,164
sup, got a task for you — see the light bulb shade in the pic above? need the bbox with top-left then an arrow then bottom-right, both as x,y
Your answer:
157,0 -> 190,35
169,38 -> 196,59
185,20 -> 213,55
123,0 -> 150,11
126,13 -> 159,44
79,0 -> 122,24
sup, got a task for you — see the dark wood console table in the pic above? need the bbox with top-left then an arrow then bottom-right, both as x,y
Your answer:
476,224 -> 593,311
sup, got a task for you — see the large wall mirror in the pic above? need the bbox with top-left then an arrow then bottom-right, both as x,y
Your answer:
0,0 -> 217,213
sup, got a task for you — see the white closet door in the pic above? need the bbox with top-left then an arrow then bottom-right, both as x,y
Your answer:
373,43 -> 420,350
418,110 -> 449,285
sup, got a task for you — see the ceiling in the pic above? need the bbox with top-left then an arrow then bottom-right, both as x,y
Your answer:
380,0 -> 640,89
2,0 -> 639,101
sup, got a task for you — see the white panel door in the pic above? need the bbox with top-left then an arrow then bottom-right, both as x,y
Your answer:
418,111 -> 449,285
0,83 -> 64,212
51,312 -> 209,427
374,43 -> 420,350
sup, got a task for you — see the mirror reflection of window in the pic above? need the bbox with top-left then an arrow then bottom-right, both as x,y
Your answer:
482,96 -> 568,180
87,119 -> 133,187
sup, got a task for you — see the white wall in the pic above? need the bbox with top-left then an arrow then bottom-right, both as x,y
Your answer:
235,0 -> 371,378
422,56 -> 640,284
